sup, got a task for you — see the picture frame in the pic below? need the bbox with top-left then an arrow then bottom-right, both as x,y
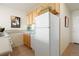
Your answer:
11,16 -> 21,28
65,16 -> 69,28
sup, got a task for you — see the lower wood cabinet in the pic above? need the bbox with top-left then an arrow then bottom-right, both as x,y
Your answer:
23,33 -> 31,48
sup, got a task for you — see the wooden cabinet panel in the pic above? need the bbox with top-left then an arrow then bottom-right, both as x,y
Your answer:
48,3 -> 55,10
26,14 -> 30,25
27,13 -> 33,25
23,33 -> 31,48
48,3 -> 60,14
37,3 -> 49,15
55,3 -> 60,14
26,3 -> 60,25
38,3 -> 60,15
29,13 -> 33,25
32,10 -> 37,24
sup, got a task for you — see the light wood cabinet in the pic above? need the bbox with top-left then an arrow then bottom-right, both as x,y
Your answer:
54,3 -> 60,14
32,10 -> 37,24
26,14 -> 30,25
26,3 -> 60,25
26,10 -> 37,25
23,33 -> 31,48
37,3 -> 60,15
48,3 -> 60,14
26,13 -> 33,25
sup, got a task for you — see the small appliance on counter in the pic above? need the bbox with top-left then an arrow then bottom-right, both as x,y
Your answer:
0,28 -> 5,36
0,28 -> 5,32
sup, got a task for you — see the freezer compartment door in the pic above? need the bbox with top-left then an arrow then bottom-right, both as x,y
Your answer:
35,12 -> 49,28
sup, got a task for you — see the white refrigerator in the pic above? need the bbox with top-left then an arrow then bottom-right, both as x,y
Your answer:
34,12 -> 59,56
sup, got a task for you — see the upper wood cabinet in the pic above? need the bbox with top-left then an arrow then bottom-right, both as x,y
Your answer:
54,3 -> 60,14
26,13 -> 30,25
26,9 -> 37,25
26,3 -> 60,25
48,3 -> 60,14
32,10 -> 37,24
37,3 -> 60,15
26,12 -> 33,25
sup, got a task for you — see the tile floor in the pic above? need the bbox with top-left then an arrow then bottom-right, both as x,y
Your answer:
63,43 -> 79,56
10,45 -> 35,56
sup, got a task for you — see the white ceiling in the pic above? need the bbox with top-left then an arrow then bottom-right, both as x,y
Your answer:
2,3 -> 79,13
66,3 -> 79,12
0,3 -> 40,12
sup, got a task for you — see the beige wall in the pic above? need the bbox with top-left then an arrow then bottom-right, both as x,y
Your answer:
0,5 -> 27,30
60,3 -> 71,55
71,11 -> 79,43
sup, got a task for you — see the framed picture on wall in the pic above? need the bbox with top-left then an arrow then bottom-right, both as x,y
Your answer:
65,16 -> 69,28
11,16 -> 21,28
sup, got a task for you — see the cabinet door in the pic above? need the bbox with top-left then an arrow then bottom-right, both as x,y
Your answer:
27,11 -> 37,25
55,3 -> 60,14
26,14 -> 30,25
37,4 -> 49,15
27,13 -> 33,25
48,3 -> 55,10
30,13 -> 33,25
23,33 -> 31,48
23,34 -> 28,46
32,10 -> 37,24
48,3 -> 60,14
